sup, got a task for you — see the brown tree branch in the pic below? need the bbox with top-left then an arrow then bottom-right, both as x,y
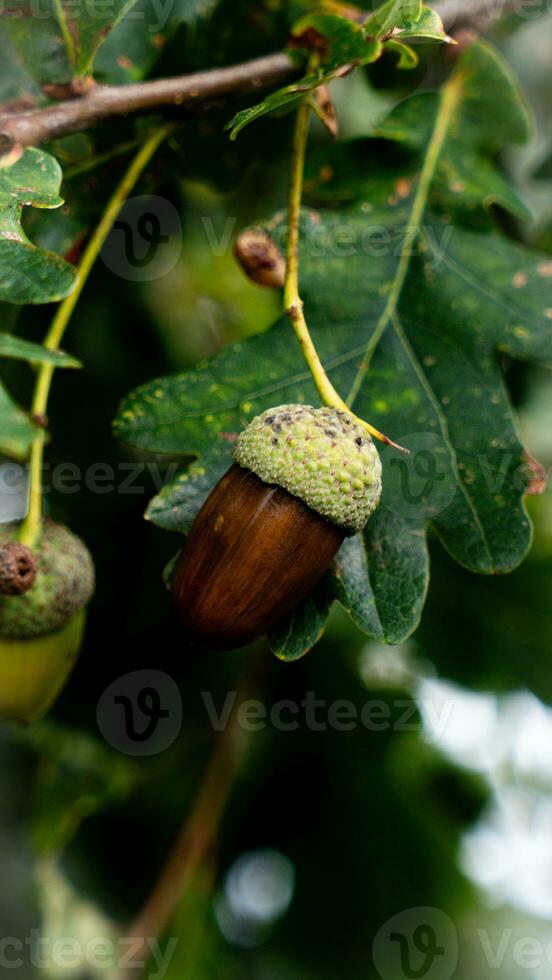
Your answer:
118,726 -> 244,978
115,664 -> 259,980
0,0 -> 538,156
0,52 -> 297,154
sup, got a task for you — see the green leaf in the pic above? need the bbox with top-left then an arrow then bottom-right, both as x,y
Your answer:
58,0 -> 143,76
228,2 -> 448,139
115,42 -> 545,654
0,148 -> 77,305
145,451 -> 232,532
268,585 -> 333,661
306,41 -> 531,221
385,38 -> 419,69
390,6 -> 452,42
330,514 -> 429,644
292,13 -> 383,70
0,24 -> 44,105
0,381 -> 37,461
0,334 -> 80,368
1,6 -> 72,95
95,0 -> 222,83
363,0 -> 423,36
228,75 -> 331,140
2,0 -> 144,84
163,551 -> 181,592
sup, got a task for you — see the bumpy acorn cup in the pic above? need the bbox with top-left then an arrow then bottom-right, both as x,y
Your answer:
172,404 -> 382,649
0,521 -> 95,723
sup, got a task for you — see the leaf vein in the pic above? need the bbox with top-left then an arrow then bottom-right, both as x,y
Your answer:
392,315 -> 494,568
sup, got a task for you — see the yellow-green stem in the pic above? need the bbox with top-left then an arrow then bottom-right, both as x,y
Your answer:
19,123 -> 174,548
51,0 -> 76,69
283,98 -> 406,452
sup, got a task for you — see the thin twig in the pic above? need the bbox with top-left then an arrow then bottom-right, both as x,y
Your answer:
18,123 -> 174,549
0,0 -> 536,155
116,678 -> 252,979
283,98 -> 407,452
0,53 -> 296,154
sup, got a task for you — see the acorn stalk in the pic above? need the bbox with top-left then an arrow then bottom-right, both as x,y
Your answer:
173,404 -> 382,649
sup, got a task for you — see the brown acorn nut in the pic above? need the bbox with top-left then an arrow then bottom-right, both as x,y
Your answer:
172,405 -> 382,649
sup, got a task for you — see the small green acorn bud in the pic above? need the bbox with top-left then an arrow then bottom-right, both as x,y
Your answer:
173,404 -> 382,649
0,520 -> 95,640
0,521 -> 95,723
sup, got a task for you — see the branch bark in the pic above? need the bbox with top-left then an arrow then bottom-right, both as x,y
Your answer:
117,713 -> 247,978
0,0 -> 534,155
0,52 -> 297,154
115,660 -> 261,980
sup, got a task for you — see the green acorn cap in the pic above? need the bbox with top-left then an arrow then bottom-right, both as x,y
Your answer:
234,404 -> 382,533
0,520 -> 95,640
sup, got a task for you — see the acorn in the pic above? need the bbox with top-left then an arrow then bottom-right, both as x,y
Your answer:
0,520 -> 95,723
172,404 -> 382,649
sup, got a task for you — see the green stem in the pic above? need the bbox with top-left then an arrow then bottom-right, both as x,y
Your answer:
51,0 -> 76,69
19,123 -> 174,549
283,98 -> 310,314
63,139 -> 141,180
283,97 -> 406,452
